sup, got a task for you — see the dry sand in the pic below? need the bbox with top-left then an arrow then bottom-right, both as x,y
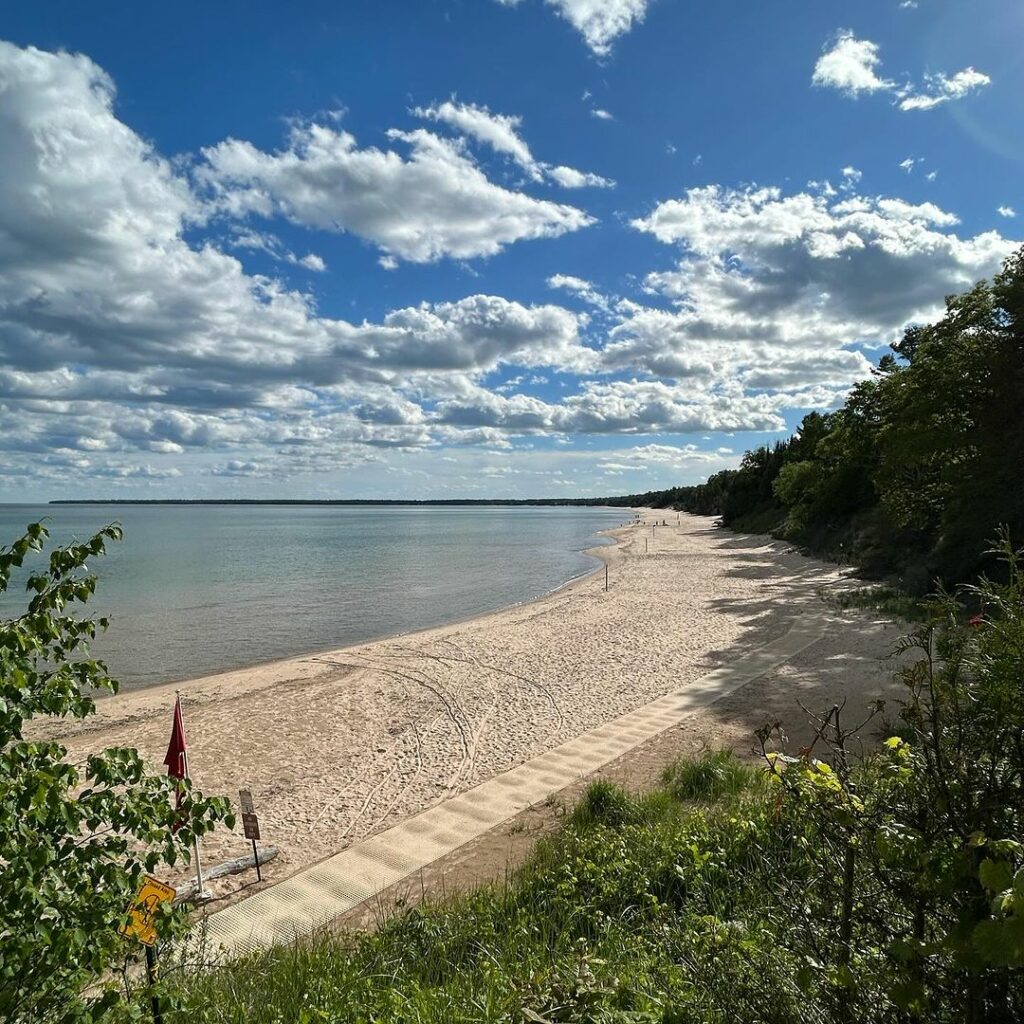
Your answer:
44,512 -> 907,904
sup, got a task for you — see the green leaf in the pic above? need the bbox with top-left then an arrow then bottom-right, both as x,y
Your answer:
979,857 -> 1013,894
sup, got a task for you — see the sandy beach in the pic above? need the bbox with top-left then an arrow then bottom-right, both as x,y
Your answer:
45,512 -> 906,901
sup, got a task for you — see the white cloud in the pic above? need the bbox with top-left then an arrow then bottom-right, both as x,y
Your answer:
547,165 -> 615,188
413,99 -> 614,189
812,31 -> 893,96
436,379 -> 787,435
230,229 -> 327,271
200,122 -> 594,264
538,0 -> 653,56
547,273 -> 611,310
0,38 -> 1013,498
0,40 -> 615,488
841,166 -> 862,183
899,157 -> 920,173
998,206 -> 1017,218
898,67 -> 991,111
813,31 -> 990,112
413,99 -> 540,178
590,107 -> 614,120
623,183 -> 1017,394
598,442 -> 735,470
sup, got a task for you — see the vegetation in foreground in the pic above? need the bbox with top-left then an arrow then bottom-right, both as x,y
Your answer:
630,248 -> 1024,594
156,539 -> 1024,1024
3,520 -> 1024,1020
0,524 -> 232,1023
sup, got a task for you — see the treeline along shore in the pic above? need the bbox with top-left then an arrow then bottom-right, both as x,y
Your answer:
622,249 -> 1024,593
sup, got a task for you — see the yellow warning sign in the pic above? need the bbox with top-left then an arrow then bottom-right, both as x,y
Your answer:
119,876 -> 176,947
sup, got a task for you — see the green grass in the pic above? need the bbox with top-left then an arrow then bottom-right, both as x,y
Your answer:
160,752 -> 812,1024
659,749 -> 760,803
152,746 -> 1009,1023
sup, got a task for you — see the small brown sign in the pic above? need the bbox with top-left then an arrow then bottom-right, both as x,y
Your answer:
239,788 -> 255,815
242,811 -> 261,841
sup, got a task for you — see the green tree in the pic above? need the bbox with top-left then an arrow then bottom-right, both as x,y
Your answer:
676,246 -> 1024,589
760,533 -> 1024,1021
0,523 -> 233,1023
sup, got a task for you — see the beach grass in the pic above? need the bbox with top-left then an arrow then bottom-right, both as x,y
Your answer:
152,718 -> 1024,1023
157,752 -> 812,1023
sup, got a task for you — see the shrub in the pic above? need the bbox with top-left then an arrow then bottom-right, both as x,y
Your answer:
0,523 -> 232,1023
660,749 -> 758,803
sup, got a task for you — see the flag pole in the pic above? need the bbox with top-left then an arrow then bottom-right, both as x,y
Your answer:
176,692 -> 212,901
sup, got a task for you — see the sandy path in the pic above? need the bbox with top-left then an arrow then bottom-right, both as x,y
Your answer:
43,512 -> 891,899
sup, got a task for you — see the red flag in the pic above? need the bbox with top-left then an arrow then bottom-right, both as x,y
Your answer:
164,696 -> 187,778
164,696 -> 187,830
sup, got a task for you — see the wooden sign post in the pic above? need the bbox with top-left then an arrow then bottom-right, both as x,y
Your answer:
239,789 -> 263,882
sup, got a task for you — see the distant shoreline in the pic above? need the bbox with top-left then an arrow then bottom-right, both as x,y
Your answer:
48,498 -> 633,507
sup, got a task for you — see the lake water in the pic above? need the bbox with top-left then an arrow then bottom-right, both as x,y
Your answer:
0,504 -> 629,687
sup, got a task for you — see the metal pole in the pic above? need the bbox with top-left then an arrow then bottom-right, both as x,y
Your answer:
182,747 -> 211,899
177,692 -> 212,902
604,563 -> 608,591
145,945 -> 163,1024
252,838 -> 262,882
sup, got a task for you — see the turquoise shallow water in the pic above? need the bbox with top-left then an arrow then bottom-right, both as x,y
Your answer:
0,504 -> 627,688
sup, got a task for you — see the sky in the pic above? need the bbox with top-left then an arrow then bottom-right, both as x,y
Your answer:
0,0 -> 1020,502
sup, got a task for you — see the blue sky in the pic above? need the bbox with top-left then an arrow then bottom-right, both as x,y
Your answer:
0,0 -> 1020,500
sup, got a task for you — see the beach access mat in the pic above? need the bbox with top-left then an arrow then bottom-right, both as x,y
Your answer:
201,611 -> 827,957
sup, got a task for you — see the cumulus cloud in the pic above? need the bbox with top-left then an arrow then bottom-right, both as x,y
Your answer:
0,38 -> 1012,497
413,98 -> 614,189
547,273 -> 612,311
200,122 -> 593,264
548,0 -> 651,56
998,206 -> 1017,218
596,442 -> 736,473
546,165 -> 615,188
498,0 -> 652,56
0,40 -> 611,485
1,38 -> 756,495
436,379 -> 787,435
623,183 -> 1016,392
812,31 -> 893,96
812,30 -> 990,111
413,99 -> 540,178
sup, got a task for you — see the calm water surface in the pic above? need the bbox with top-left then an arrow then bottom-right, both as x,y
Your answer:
0,504 -> 628,687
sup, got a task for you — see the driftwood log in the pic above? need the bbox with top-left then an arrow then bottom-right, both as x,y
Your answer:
175,845 -> 278,904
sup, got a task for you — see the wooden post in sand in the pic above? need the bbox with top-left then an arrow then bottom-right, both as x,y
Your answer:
239,789 -> 262,883
605,563 -> 609,591
645,537 -> 649,555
